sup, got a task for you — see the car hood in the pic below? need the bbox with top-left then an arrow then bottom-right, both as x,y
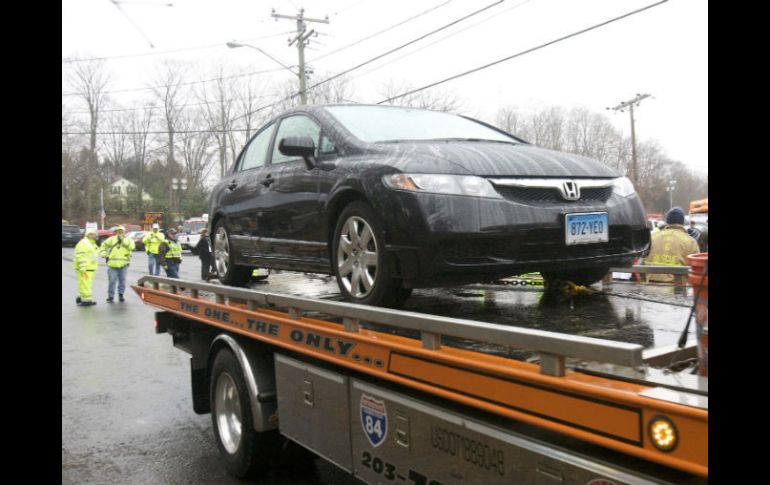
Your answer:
378,141 -> 618,178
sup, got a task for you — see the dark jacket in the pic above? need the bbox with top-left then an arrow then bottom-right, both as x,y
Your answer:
195,237 -> 211,259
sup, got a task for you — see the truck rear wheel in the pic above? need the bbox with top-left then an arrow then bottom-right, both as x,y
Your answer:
210,349 -> 278,478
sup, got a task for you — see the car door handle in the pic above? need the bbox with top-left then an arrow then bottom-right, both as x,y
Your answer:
260,175 -> 274,187
227,181 -> 238,191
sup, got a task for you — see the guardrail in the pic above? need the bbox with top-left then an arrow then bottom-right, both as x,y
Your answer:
603,264 -> 689,293
137,276 -> 645,377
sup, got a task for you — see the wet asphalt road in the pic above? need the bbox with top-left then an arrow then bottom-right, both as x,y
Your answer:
62,247 -> 693,484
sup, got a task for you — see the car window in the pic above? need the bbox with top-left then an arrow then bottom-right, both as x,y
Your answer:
239,123 -> 275,171
271,115 -> 322,165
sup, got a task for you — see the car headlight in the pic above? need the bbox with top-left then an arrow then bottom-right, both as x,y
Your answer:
612,176 -> 637,197
383,174 -> 502,199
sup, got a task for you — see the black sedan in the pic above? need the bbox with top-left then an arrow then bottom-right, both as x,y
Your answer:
209,104 -> 650,306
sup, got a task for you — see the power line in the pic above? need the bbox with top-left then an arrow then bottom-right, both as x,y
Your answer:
350,0 -> 532,81
378,0 -> 670,105
62,32 -> 294,64
301,0 -> 503,100
307,0 -> 454,64
63,129 -> 254,135
67,94 -> 273,115
93,0 -> 506,154
62,66 -> 289,97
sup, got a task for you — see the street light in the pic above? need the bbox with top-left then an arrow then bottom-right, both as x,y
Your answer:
226,41 -> 299,76
666,180 -> 677,210
171,177 -> 187,222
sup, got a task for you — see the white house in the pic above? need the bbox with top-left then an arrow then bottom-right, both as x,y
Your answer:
108,177 -> 153,205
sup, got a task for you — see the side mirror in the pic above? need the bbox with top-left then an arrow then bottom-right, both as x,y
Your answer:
278,136 -> 316,170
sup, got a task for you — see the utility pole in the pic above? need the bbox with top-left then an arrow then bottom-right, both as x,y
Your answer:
607,93 -> 651,186
271,8 -> 329,105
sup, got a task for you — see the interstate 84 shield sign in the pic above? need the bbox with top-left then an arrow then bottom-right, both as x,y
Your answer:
360,394 -> 388,447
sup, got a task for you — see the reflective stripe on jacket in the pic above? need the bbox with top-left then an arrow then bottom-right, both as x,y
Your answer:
73,238 -> 99,272
644,225 -> 699,282
158,240 -> 183,264
100,235 -> 136,268
142,231 -> 165,254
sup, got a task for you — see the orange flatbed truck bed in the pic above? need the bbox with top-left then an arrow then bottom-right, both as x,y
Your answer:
133,276 -> 707,484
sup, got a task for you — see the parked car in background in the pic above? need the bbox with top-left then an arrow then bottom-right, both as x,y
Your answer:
177,217 -> 208,254
209,104 -> 651,307
126,231 -> 147,251
62,224 -> 81,247
96,224 -> 143,245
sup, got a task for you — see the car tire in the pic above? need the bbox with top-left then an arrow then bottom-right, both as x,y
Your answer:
214,222 -> 252,287
332,201 -> 409,307
542,267 -> 610,288
210,349 -> 279,478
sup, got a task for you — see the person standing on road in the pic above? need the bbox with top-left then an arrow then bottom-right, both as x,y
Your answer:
158,228 -> 183,278
195,228 -> 214,281
142,223 -> 165,275
99,225 -> 135,303
73,228 -> 100,306
643,207 -> 699,283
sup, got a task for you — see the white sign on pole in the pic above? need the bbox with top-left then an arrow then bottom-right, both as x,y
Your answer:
85,222 -> 98,233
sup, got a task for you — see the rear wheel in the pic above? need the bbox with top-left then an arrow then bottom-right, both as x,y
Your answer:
210,349 -> 279,478
542,266 -> 609,288
214,222 -> 252,287
332,202 -> 410,307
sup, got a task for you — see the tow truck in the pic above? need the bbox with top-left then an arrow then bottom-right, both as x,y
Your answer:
133,276 -> 707,484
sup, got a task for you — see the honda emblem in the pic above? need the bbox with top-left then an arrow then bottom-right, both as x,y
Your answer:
562,181 -> 580,201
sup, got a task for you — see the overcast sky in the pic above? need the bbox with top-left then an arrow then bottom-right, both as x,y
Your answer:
62,0 -> 707,173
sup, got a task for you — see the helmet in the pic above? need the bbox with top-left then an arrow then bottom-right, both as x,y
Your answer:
115,225 -> 126,232
152,223 -> 160,229
85,228 -> 97,237
167,228 -> 177,236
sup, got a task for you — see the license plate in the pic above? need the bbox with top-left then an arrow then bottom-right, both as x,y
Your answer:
565,212 -> 609,245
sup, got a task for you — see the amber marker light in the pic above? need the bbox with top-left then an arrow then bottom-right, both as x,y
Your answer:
648,416 -> 678,452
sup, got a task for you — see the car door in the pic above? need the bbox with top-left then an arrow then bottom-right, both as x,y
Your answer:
220,122 -> 275,259
258,114 -> 338,267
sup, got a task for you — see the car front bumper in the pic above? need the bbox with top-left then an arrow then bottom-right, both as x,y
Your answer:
376,190 -> 650,286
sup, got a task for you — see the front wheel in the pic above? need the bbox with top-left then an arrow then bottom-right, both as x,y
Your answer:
214,222 -> 252,287
332,202 -> 410,307
210,349 -> 279,478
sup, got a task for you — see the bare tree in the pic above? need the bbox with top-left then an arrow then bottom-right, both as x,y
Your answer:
379,79 -> 464,113
495,106 -> 531,141
128,103 -> 156,212
150,60 -> 190,209
178,107 -> 215,191
197,64 -> 237,178
101,110 -> 131,182
68,59 -> 110,217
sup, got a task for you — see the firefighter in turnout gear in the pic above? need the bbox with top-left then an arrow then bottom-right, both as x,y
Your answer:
74,228 -> 100,306
142,223 -> 165,275
158,228 -> 183,278
100,225 -> 136,303
644,207 -> 699,283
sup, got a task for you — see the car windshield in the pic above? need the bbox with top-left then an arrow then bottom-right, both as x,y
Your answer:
324,106 -> 518,144
182,222 -> 207,233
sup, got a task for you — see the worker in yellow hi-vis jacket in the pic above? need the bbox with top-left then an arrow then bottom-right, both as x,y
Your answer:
73,228 -> 100,306
100,225 -> 135,303
643,207 -> 699,283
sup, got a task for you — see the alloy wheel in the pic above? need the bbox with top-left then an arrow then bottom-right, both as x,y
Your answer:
337,216 -> 378,298
214,227 -> 230,276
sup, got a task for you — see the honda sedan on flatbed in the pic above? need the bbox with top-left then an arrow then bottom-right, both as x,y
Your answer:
209,104 -> 650,306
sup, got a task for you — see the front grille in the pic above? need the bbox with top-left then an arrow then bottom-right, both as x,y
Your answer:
439,226 -> 639,265
494,185 -> 613,204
